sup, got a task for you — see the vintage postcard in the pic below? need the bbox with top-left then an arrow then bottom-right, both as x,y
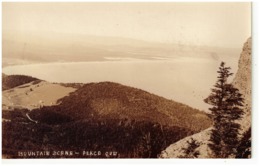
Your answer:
2,2 -> 251,159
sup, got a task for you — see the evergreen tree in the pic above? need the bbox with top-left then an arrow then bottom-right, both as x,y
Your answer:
236,127 -> 251,158
179,138 -> 201,158
204,62 -> 244,158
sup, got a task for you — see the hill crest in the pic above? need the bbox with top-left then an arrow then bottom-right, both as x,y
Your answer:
31,81 -> 211,132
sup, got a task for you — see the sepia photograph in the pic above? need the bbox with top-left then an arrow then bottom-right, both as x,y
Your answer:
2,2 -> 252,159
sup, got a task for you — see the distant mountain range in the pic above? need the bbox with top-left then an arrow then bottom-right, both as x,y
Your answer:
3,31 -> 240,67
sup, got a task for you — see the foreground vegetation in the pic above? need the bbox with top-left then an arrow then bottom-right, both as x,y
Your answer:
3,109 -> 195,158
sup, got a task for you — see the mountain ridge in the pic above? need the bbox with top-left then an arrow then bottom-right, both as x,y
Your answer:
29,81 -> 211,132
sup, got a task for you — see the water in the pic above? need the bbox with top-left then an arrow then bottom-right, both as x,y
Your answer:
2,57 -> 238,111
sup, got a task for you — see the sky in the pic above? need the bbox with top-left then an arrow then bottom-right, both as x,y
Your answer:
3,2 -> 251,48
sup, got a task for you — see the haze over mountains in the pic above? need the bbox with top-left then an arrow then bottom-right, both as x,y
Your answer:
2,31 -> 241,67
2,31 -> 242,111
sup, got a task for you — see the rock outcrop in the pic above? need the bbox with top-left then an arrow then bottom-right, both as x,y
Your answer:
159,127 -> 212,158
160,37 -> 252,158
233,37 -> 252,133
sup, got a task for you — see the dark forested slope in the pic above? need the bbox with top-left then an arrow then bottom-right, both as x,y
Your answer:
30,82 -> 211,132
2,74 -> 40,90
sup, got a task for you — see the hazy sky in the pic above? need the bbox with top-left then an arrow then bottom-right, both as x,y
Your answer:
3,2 -> 251,48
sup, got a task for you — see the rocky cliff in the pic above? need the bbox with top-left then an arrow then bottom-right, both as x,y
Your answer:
160,37 -> 252,158
233,37 -> 252,133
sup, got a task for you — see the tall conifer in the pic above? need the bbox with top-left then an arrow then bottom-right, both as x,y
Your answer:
204,62 -> 244,158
